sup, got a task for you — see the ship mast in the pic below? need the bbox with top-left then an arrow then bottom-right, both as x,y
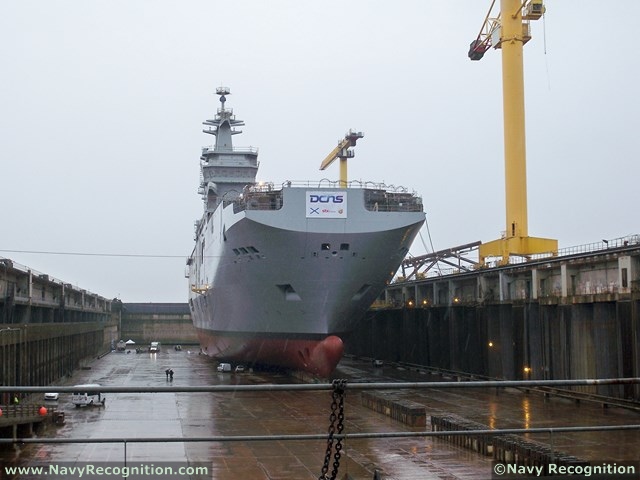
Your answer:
199,88 -> 259,211
202,87 -> 245,150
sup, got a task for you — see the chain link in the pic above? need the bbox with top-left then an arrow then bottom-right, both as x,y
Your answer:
319,379 -> 347,480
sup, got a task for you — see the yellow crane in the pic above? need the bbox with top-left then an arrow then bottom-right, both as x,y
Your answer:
319,130 -> 364,188
469,0 -> 557,265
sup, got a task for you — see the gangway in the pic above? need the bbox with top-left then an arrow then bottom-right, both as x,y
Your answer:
400,241 -> 481,281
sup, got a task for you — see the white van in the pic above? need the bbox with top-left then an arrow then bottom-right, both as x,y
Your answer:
72,384 -> 105,407
149,342 -> 160,353
217,363 -> 231,372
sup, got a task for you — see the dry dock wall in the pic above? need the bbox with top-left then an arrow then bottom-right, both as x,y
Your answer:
0,257 -> 118,404
119,303 -> 197,345
346,302 -> 638,395
0,321 -> 116,405
345,244 -> 640,400
0,258 -> 114,324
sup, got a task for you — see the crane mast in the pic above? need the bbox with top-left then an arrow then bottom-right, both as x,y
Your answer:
470,0 -> 557,265
319,130 -> 364,188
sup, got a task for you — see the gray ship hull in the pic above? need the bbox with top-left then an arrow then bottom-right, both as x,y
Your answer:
188,186 -> 424,375
188,89 -> 425,375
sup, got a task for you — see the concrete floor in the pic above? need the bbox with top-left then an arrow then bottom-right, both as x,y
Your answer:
1,347 -> 638,479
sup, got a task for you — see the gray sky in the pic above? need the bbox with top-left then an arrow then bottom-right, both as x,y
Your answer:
1,1 -> 638,303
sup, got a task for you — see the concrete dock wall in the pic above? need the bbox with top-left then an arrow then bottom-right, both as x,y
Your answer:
0,258 -> 114,324
120,303 -> 197,345
350,243 -> 640,400
0,321 -> 115,405
345,298 -> 639,400
0,257 -> 118,403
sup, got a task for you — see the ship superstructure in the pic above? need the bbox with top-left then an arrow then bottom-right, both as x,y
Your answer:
187,88 -> 425,376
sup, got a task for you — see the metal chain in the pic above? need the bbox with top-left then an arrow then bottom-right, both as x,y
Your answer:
319,379 -> 347,480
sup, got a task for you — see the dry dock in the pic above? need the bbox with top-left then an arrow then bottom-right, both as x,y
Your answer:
2,348 -> 639,479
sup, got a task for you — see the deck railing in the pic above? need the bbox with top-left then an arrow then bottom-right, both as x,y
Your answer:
229,180 -> 423,213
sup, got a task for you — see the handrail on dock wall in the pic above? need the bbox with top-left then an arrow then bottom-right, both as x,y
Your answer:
554,234 -> 640,258
1,424 -> 640,446
0,255 -> 111,307
1,377 -> 639,394
395,233 -> 640,282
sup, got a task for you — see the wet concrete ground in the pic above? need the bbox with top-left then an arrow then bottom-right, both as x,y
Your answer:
1,348 -> 639,479
343,362 -> 640,463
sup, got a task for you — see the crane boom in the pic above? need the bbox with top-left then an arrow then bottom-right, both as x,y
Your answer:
319,130 -> 364,187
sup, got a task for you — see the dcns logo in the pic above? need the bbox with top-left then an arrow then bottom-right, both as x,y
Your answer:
309,195 -> 344,203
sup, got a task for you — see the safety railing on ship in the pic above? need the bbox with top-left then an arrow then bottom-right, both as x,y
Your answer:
229,179 -> 424,214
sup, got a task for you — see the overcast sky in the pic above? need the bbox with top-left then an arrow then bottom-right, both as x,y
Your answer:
1,1 -> 638,303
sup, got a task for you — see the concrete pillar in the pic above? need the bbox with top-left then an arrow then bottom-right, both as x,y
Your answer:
560,264 -> 568,298
498,272 -> 508,301
618,256 -> 632,293
448,280 -> 455,305
27,270 -> 33,302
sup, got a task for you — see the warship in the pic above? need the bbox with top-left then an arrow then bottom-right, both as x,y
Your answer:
187,88 -> 425,376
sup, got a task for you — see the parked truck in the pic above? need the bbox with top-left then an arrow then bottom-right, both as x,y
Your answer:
216,363 -> 231,372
